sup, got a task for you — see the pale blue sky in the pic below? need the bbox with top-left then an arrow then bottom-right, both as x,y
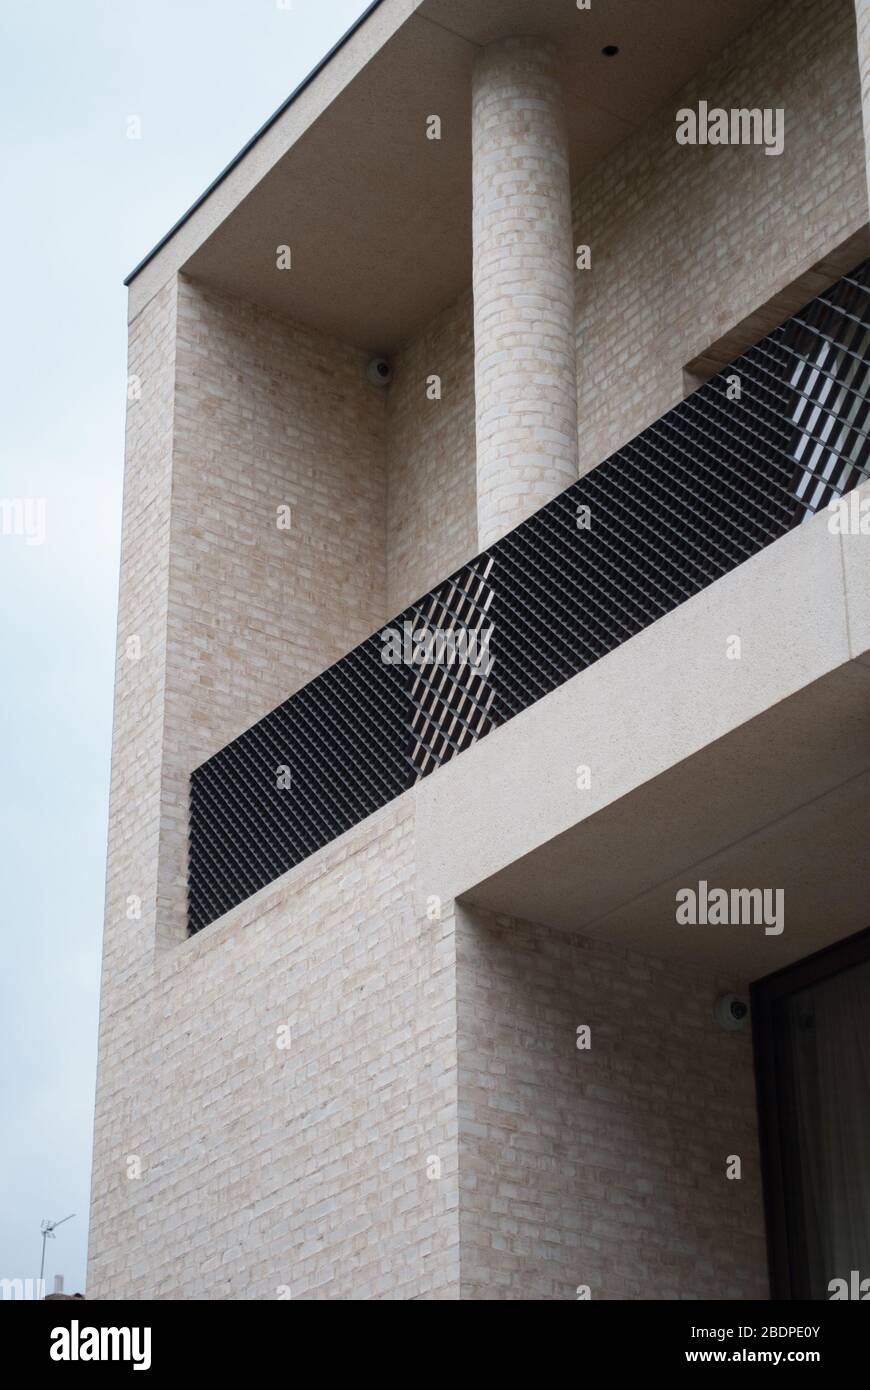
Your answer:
0,0 -> 371,1296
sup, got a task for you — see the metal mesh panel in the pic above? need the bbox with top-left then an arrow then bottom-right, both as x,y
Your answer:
406,555 -> 497,779
188,263 -> 870,933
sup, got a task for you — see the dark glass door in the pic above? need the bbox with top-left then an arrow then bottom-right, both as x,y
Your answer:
752,930 -> 870,1299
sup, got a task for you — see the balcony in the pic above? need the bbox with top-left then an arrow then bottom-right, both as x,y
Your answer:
188,260 -> 870,934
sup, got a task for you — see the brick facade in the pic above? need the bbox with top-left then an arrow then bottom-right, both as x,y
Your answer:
385,289 -> 477,612
90,798 -> 462,1300
454,907 -> 767,1300
159,276 -> 389,946
572,0 -> 866,474
90,277 -> 179,1282
89,0 -> 869,1299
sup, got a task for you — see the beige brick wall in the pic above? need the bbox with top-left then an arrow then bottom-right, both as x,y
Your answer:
90,279 -> 465,1299
454,906 -> 768,1301
90,0 -> 867,1302
385,289 -> 477,613
391,0 -> 866,568
573,0 -> 866,474
89,278 -> 179,1283
89,797 -> 462,1300
158,276 -> 390,945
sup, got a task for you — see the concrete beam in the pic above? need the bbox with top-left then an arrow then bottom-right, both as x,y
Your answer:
415,482 -> 870,975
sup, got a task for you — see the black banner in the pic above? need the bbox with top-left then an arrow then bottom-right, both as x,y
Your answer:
12,1297 -> 868,1373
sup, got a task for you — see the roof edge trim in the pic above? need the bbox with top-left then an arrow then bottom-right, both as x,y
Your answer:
123,0 -> 386,287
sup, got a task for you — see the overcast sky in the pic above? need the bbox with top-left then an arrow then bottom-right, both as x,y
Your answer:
0,0 -> 370,1297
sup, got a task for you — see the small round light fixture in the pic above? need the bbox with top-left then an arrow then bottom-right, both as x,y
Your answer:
602,45 -> 620,57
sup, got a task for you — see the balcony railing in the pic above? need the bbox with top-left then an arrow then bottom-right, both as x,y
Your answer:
188,262 -> 870,933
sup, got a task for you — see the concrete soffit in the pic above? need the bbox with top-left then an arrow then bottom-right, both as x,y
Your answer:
126,0 -> 775,346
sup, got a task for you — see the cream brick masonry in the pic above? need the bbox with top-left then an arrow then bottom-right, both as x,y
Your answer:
471,36 -> 579,550
89,0 -> 870,1300
454,907 -> 767,1301
386,289 -> 476,612
90,794 -> 462,1299
573,0 -> 868,474
160,276 -> 389,946
88,278 -> 179,1286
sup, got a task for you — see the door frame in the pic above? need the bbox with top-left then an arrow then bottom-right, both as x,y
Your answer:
751,926 -> 870,1299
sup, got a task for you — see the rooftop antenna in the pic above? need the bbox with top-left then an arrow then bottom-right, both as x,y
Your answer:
39,1214 -> 75,1289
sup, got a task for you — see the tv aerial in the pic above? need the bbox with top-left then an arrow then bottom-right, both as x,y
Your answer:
39,1213 -> 75,1284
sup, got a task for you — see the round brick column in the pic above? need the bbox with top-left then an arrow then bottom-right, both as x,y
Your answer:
472,37 -> 579,550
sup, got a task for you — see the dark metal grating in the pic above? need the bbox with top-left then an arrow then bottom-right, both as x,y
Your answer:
188,262 -> 870,933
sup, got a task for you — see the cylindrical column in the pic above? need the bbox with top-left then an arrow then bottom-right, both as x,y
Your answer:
472,36 -> 579,551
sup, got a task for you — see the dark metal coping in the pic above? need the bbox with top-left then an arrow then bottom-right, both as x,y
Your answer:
123,0 -> 386,287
